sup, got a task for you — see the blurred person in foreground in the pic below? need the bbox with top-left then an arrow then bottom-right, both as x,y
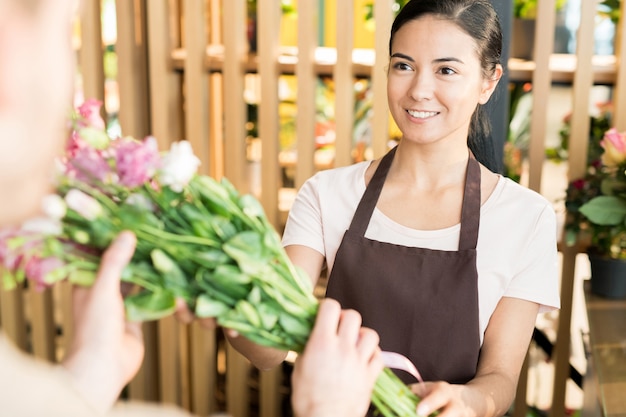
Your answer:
0,0 -> 382,416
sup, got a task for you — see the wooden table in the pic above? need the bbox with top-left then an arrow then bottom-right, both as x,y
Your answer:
583,282 -> 626,417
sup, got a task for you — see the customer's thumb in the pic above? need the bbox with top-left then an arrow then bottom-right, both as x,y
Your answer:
94,231 -> 137,292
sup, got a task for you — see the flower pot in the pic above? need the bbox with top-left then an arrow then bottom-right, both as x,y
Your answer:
588,254 -> 626,299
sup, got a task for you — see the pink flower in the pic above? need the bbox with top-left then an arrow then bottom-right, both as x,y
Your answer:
66,146 -> 113,185
600,128 -> 626,167
78,99 -> 106,130
114,136 -> 161,188
0,229 -> 43,272
24,256 -> 65,291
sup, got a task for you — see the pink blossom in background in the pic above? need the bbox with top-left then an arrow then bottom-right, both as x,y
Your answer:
24,256 -> 65,291
114,136 -> 161,188
600,128 -> 626,167
77,99 -> 106,130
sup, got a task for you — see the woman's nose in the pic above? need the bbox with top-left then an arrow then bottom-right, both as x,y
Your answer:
408,71 -> 434,101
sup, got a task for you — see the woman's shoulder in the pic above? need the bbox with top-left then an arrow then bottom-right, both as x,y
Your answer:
485,175 -> 556,219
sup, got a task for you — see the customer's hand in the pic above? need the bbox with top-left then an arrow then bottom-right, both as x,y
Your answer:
62,231 -> 144,414
291,298 -> 383,417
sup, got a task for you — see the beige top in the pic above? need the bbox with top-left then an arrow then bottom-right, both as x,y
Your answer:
0,333 -> 195,417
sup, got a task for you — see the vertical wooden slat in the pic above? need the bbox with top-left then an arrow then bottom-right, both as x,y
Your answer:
79,0 -> 106,104
550,1 -> 597,416
222,3 -> 251,414
294,0 -> 318,188
128,321 -> 160,402
258,0 -> 282,229
0,286 -> 27,351
184,0 -> 211,174
526,0 -> 555,193
222,0 -> 249,192
190,324 -> 217,416
226,342 -> 251,417
134,0 -> 184,402
371,0 -> 393,158
57,281 -> 74,359
613,0 -> 626,130
115,0 -> 150,139
333,0 -> 355,167
27,287 -> 56,361
209,0 -> 224,179
147,0 -> 183,152
158,315 -> 183,406
260,368 -> 282,417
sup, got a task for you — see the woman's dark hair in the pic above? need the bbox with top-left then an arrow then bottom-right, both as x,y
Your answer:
389,0 -> 503,172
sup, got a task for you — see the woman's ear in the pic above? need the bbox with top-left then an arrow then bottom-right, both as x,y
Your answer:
478,64 -> 503,105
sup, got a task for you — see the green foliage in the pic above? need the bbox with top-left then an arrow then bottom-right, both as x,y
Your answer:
514,0 -> 567,19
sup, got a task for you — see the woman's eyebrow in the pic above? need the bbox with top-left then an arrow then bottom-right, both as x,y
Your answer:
390,52 -> 414,61
391,53 -> 465,65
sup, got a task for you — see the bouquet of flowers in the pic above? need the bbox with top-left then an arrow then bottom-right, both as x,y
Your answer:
0,100 -> 424,416
564,127 -> 626,259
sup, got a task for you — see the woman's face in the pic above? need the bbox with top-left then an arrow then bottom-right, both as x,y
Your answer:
0,0 -> 76,226
387,15 -> 500,149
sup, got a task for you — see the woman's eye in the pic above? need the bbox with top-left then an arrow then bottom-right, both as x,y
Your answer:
393,62 -> 412,71
439,67 -> 456,75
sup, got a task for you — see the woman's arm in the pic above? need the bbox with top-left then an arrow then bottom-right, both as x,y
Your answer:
224,244 -> 326,370
414,297 -> 539,417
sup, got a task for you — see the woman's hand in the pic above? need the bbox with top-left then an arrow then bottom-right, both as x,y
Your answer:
291,298 -> 384,417
413,381 -> 479,417
62,231 -> 144,414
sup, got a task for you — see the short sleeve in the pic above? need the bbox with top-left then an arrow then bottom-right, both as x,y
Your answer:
504,205 -> 561,313
281,173 -> 326,257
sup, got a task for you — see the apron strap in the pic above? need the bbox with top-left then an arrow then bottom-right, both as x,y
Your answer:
348,146 -> 397,235
459,156 -> 481,251
349,146 -> 481,251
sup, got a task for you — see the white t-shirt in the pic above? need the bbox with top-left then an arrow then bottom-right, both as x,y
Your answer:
282,161 -> 561,343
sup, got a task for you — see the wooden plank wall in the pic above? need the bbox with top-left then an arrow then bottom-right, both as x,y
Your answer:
1,1 -> 624,417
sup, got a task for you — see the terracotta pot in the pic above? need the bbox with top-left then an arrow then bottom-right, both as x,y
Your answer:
588,254 -> 626,299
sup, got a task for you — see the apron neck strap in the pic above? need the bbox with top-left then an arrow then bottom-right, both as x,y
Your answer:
348,146 -> 481,251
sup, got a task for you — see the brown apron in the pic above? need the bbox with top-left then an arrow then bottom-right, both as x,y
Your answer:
325,146 -> 481,386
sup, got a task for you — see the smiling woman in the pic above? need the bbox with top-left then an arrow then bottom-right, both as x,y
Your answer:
277,1 -> 560,416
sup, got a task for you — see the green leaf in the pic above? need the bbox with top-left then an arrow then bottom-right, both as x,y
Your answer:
257,302 -> 279,330
67,269 -> 97,286
278,312 -> 312,338
580,196 -> 626,226
194,294 -> 230,318
124,290 -> 177,321
194,249 -> 231,269
236,299 -> 262,328
223,231 -> 267,275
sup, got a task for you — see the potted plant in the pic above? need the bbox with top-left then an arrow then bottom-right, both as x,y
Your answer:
564,126 -> 626,299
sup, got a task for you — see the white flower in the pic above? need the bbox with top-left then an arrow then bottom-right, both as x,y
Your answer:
65,189 -> 103,220
125,193 -> 156,211
42,194 -> 67,220
158,140 -> 201,192
22,217 -> 62,236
